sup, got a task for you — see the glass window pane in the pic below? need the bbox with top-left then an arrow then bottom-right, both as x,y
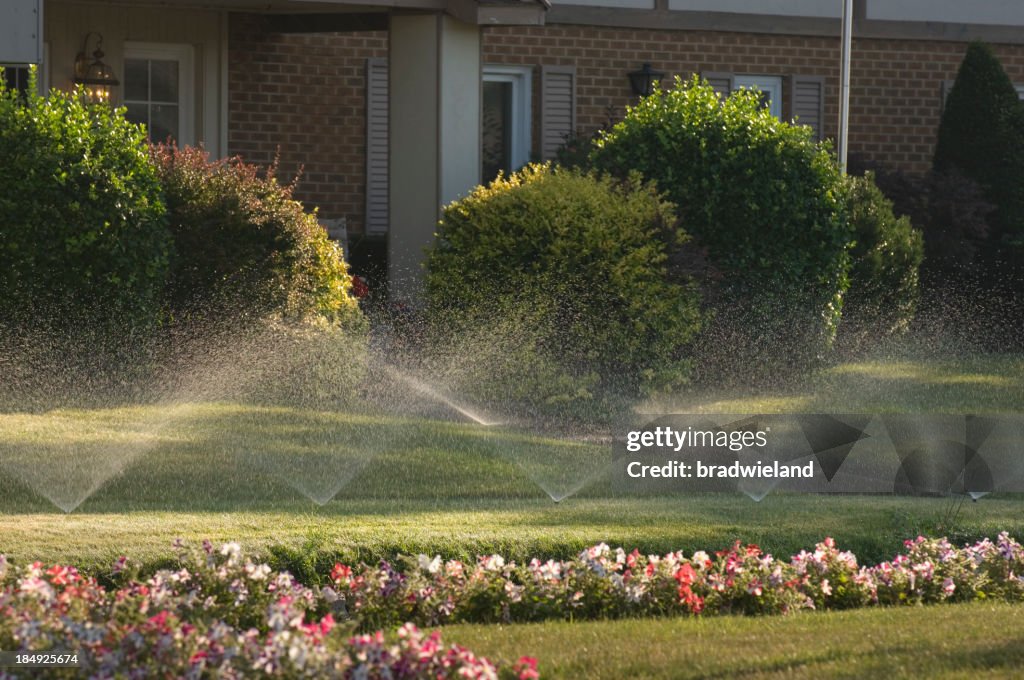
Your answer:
150,104 -> 179,143
482,81 -> 512,183
124,59 -> 148,102
150,60 -> 178,102
123,102 -> 148,129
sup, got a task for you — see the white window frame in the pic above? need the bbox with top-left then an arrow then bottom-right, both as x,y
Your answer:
734,74 -> 783,119
123,42 -> 195,146
482,65 -> 532,174
1016,84 -> 1024,101
1,42 -> 48,95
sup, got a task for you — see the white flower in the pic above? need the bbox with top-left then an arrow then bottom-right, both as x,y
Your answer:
418,555 -> 442,574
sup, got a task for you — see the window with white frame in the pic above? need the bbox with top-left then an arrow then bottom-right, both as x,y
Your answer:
734,75 -> 783,119
1017,84 -> 1024,101
123,42 -> 194,145
482,65 -> 532,183
2,42 -> 49,97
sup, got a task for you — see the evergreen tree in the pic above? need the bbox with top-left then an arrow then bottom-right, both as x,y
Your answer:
934,41 -> 1024,249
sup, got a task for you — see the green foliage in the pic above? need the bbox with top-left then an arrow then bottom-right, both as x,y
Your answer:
0,67 -> 170,331
934,42 -> 1024,249
152,145 -> 363,327
839,173 -> 924,347
425,164 -> 702,415
152,146 -> 368,407
590,75 -> 852,367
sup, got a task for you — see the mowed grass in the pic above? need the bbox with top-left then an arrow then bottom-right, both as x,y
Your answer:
1,354 -> 1022,677
0,353 -> 1020,574
655,353 -> 1024,415
443,602 -> 1024,678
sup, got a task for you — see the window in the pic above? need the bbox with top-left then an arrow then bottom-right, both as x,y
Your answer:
123,43 -> 194,145
734,75 -> 783,119
1017,85 -> 1024,101
2,43 -> 48,98
702,71 -> 824,140
482,65 -> 531,183
1,65 -> 30,95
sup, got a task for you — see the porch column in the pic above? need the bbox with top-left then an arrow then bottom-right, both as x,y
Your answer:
388,13 -> 481,304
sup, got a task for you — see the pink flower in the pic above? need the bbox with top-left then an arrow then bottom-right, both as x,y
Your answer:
515,656 -> 540,680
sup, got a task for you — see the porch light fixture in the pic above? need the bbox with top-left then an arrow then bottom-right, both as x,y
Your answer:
628,63 -> 664,97
73,32 -> 119,104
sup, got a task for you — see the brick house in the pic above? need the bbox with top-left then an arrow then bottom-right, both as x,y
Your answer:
4,0 -> 1024,300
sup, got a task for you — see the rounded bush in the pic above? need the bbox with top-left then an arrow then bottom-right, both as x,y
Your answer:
152,145 -> 368,407
839,173 -> 924,348
152,145 -> 363,326
425,164 -> 702,415
0,70 -> 170,331
591,75 -> 851,368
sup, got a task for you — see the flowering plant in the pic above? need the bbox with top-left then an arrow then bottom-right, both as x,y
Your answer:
0,542 -> 533,679
2,533 -> 1023,677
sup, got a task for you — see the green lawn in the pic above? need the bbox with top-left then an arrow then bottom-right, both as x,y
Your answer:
1,353 -> 1022,676
443,602 -> 1024,678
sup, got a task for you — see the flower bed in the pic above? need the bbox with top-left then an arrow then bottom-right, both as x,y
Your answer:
2,534 -> 1022,677
327,533 -> 1024,629
0,542 -> 536,679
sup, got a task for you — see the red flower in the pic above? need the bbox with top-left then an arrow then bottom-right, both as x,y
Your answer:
331,563 -> 353,585
678,584 -> 704,614
514,656 -> 540,680
351,275 -> 369,299
674,563 -> 697,587
46,565 -> 71,586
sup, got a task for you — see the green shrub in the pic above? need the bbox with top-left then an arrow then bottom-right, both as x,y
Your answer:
0,68 -> 170,331
152,145 -> 363,326
151,145 -> 368,407
934,42 -> 1024,251
591,75 -> 851,368
838,173 -> 924,348
425,164 -> 702,416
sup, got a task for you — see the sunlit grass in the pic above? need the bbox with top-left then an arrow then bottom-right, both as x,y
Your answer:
443,602 -> 1024,678
0,354 -> 1021,574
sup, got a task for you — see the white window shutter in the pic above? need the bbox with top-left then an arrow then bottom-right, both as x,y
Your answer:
540,65 -> 576,161
789,75 -> 825,141
702,72 -> 733,99
365,57 -> 389,236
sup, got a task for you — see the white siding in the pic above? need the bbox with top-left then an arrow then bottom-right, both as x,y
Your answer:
667,0 -> 841,18
866,0 -> 1024,26
0,0 -> 42,63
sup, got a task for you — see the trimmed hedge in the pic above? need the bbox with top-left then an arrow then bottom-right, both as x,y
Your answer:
152,145 -> 362,326
151,145 -> 368,407
425,164 -> 702,416
839,172 -> 924,347
591,75 -> 852,369
0,69 -> 170,331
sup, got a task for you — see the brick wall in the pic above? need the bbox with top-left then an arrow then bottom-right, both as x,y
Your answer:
228,14 -> 387,235
483,25 -> 1024,174
225,17 -> 1024,238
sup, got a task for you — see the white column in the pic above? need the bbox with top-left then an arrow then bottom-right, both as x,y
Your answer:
388,13 -> 481,304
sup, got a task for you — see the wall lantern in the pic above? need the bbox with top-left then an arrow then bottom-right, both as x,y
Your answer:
73,32 -> 119,104
628,63 -> 664,97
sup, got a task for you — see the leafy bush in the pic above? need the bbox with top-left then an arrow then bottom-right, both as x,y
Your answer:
0,69 -> 170,331
152,145 -> 362,325
151,145 -> 368,407
425,164 -> 702,416
591,75 -> 851,369
934,42 -> 1024,251
838,173 -> 924,348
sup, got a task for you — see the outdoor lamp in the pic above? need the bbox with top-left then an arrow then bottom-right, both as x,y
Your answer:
73,32 -> 119,104
628,63 -> 664,97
